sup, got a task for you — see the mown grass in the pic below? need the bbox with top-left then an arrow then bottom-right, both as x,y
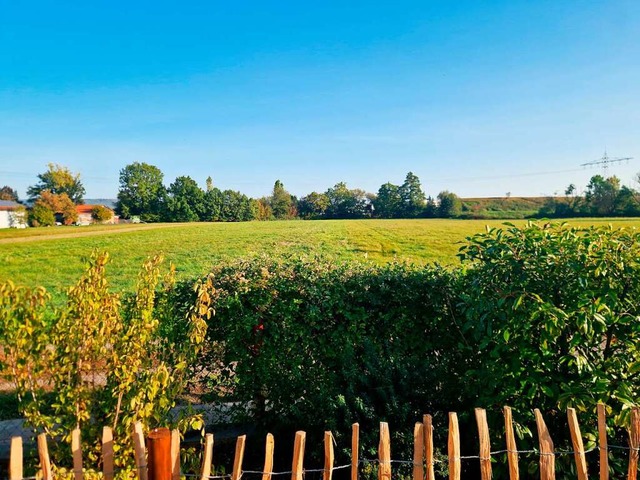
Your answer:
1,218 -> 639,303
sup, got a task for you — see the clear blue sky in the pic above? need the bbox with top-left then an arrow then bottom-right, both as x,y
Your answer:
1,0 -> 639,200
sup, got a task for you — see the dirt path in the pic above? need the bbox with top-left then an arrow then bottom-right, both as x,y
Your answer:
0,223 -> 186,244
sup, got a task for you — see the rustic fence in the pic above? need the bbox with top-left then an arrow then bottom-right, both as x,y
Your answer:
6,403 -> 640,480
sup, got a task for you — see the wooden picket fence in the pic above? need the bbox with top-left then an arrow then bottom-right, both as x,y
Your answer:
6,403 -> 640,480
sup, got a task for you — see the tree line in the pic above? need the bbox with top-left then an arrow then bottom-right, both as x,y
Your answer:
115,163 -> 463,222
4,162 -> 640,226
540,175 -> 640,217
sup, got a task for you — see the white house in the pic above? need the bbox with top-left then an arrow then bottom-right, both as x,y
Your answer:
0,200 -> 27,228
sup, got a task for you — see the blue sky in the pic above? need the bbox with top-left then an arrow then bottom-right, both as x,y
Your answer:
1,0 -> 639,199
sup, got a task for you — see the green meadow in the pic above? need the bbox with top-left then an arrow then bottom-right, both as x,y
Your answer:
1,218 -> 639,302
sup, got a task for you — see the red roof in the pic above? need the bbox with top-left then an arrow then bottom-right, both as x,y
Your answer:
76,204 -> 113,214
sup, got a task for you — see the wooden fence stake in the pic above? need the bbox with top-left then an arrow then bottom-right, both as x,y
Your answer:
200,434 -> 214,480
291,431 -> 306,480
475,408 -> 492,480
232,435 -> 246,480
133,422 -> 148,480
103,427 -> 114,480
448,413 -> 460,480
413,423 -> 424,480
262,433 -> 274,480
171,430 -> 181,480
534,409 -> 555,480
72,428 -> 83,480
378,422 -> 391,480
503,407 -> 519,480
597,403 -> 609,480
567,408 -> 588,480
324,431 -> 335,480
9,437 -> 22,480
423,415 -> 435,480
352,423 -> 360,480
628,408 -> 640,480
37,433 -> 52,480
379,422 -> 391,480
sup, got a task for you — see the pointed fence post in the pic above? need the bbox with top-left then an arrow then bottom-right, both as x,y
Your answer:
171,430 -> 181,480
232,435 -> 246,480
503,407 -> 519,480
413,423 -> 424,480
9,437 -> 23,480
324,432 -> 335,480
38,433 -> 53,480
200,434 -> 214,480
597,403 -> 609,480
567,408 -> 588,480
475,408 -> 492,480
133,422 -> 148,480
72,428 -> 83,480
448,413 -> 460,480
262,434 -> 274,480
534,409 -> 555,480
628,408 -> 640,480
423,415 -> 435,480
103,427 -> 114,480
352,424 -> 359,480
378,423 -> 391,480
291,431 -> 306,480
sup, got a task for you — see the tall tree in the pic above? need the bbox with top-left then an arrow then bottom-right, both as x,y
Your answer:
165,176 -> 205,222
298,192 -> 329,219
27,164 -> 85,204
399,172 -> 426,218
585,175 -> 620,216
270,180 -> 295,219
437,191 -> 461,218
116,162 -> 166,222
373,182 -> 402,218
325,182 -> 370,219
0,186 -> 19,202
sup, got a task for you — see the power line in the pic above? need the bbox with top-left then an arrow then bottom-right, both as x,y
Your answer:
581,150 -> 633,174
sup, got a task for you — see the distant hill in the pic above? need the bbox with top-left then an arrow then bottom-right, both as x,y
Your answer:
459,196 -> 550,219
84,199 -> 118,209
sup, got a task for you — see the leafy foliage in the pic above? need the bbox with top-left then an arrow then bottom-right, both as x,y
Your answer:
27,163 -> 85,204
116,162 -> 167,222
91,205 -> 113,222
0,185 -> 19,201
27,190 -> 78,226
0,252 -> 208,468
457,222 -> 640,475
177,255 -> 464,459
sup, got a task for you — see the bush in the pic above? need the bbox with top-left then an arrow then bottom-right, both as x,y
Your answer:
29,203 -> 55,226
91,205 -> 113,223
457,222 -> 640,475
172,255 -> 464,462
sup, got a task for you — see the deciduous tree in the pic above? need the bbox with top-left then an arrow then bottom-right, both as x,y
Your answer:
399,172 -> 426,217
0,185 -> 19,202
27,164 -> 85,204
116,162 -> 166,222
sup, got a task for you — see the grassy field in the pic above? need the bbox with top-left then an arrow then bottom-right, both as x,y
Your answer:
1,218 -> 639,302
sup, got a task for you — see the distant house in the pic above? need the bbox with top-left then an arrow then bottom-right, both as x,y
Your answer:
76,204 -> 117,225
0,200 -> 27,228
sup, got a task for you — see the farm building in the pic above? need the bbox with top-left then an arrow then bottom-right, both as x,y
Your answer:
0,200 -> 27,228
76,204 -> 117,225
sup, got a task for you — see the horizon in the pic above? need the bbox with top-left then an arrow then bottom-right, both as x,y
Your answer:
1,1 -> 639,200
